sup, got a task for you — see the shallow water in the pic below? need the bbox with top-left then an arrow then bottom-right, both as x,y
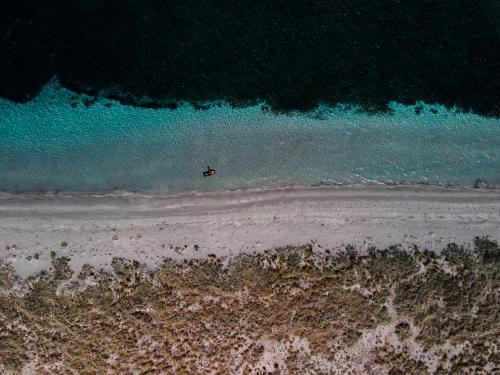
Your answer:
0,82 -> 499,193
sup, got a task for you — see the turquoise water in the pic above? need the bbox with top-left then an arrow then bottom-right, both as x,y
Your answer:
1,82 -> 499,193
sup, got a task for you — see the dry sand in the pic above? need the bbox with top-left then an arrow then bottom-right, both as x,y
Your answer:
1,185 -> 499,279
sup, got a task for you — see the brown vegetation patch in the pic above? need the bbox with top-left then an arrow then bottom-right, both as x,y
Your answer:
0,239 -> 499,374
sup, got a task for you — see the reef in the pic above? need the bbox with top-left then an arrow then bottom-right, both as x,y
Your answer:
1,237 -> 499,374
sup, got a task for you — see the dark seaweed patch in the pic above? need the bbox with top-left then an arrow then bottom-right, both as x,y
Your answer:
1,0 -> 500,116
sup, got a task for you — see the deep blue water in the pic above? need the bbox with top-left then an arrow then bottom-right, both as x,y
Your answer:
2,0 -> 500,116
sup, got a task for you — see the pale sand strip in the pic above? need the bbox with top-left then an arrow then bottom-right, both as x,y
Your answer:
1,186 -> 499,279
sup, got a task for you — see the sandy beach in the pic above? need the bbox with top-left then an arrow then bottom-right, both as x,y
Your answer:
1,185 -> 499,279
2,185 -> 500,374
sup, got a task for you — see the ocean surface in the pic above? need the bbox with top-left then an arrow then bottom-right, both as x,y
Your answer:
0,81 -> 499,193
1,0 -> 500,193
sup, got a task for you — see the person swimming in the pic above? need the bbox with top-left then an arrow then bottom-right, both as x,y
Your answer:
203,166 -> 216,177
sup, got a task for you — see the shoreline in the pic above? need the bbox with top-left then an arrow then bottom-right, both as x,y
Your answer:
1,183 -> 499,215
1,184 -> 500,280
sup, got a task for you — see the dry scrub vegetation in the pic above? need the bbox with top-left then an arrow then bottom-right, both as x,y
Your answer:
1,238 -> 499,374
